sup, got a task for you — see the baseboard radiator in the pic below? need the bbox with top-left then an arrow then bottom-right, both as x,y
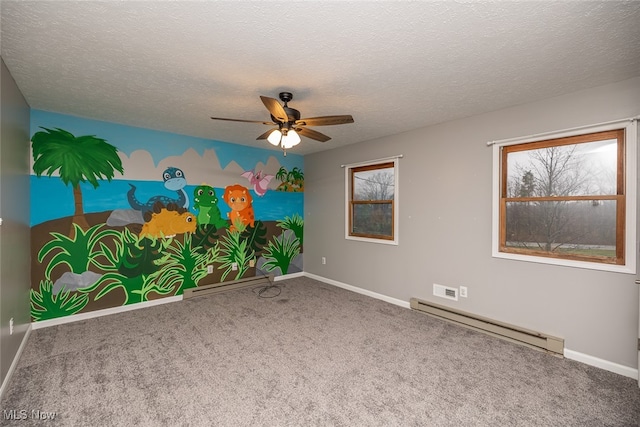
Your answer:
410,298 -> 564,356
183,274 -> 274,299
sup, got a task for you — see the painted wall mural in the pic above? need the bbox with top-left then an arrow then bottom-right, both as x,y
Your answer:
30,111 -> 304,322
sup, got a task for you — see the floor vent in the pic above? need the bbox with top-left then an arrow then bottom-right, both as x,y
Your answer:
410,297 -> 564,356
183,274 -> 274,299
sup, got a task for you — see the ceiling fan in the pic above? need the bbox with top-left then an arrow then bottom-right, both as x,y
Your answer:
211,92 -> 354,155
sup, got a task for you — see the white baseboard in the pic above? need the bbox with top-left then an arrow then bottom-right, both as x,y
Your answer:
564,349 -> 638,380
304,272 -> 410,309
275,271 -> 305,281
0,324 -> 32,401
32,295 -> 183,330
304,272 -> 638,381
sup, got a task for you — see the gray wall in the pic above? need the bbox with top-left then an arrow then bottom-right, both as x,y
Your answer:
305,76 -> 640,369
0,57 -> 31,391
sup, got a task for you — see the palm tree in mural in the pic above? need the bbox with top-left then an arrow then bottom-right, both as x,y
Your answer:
276,166 -> 288,182
275,166 -> 304,192
32,127 -> 124,236
288,167 -> 304,184
288,167 -> 304,191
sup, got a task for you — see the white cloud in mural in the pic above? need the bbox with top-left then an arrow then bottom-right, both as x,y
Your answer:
118,148 -> 285,190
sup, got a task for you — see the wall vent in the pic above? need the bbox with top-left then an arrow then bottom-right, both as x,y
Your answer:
410,297 -> 564,356
183,274 -> 274,299
433,284 -> 458,301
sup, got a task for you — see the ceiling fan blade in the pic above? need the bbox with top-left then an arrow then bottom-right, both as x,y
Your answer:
295,115 -> 354,127
211,116 -> 275,125
260,96 -> 289,123
256,128 -> 278,140
296,127 -> 331,142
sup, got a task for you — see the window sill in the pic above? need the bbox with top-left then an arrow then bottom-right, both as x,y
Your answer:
346,235 -> 398,245
492,250 -> 635,274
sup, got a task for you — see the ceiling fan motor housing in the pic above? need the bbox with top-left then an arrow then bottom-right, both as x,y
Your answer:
277,92 -> 300,123
278,92 -> 294,103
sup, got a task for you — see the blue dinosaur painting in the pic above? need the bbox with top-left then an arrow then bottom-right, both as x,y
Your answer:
127,166 -> 189,214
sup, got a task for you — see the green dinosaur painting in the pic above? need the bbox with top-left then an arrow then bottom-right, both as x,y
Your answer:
192,184 -> 228,229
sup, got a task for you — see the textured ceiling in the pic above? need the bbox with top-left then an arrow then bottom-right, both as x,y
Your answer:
1,1 -> 640,155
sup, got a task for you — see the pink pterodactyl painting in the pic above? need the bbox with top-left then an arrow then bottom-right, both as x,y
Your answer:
241,169 -> 274,197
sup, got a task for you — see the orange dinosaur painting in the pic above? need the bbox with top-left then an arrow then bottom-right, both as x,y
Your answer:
222,184 -> 255,232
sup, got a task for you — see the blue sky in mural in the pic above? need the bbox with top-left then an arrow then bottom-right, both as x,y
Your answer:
30,110 -> 303,172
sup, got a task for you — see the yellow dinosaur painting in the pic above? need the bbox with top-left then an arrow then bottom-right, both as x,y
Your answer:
139,202 -> 196,239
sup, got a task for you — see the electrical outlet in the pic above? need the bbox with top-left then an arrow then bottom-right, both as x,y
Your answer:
9,318 -> 13,335
249,258 -> 255,268
459,286 -> 468,298
322,257 -> 326,265
232,262 -> 238,271
207,265 -> 213,274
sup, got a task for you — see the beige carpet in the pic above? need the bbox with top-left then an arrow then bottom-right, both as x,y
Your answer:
1,276 -> 639,426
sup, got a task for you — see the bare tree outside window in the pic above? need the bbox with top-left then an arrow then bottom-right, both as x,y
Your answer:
354,170 -> 394,201
500,129 -> 624,264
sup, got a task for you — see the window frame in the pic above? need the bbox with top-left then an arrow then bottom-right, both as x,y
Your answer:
345,158 -> 399,245
491,119 -> 637,274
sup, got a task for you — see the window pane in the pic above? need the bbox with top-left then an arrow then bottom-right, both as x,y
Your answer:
506,139 -> 618,197
353,167 -> 394,201
352,203 -> 392,236
504,200 -> 617,258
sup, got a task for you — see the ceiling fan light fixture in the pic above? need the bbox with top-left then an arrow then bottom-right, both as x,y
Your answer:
281,129 -> 301,149
267,129 -> 282,145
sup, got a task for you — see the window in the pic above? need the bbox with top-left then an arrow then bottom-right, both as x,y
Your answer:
345,158 -> 399,244
492,119 -> 637,273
